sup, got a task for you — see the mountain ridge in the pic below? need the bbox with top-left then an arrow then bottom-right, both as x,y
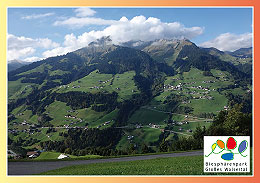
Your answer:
8,60 -> 30,72
8,37 -> 252,154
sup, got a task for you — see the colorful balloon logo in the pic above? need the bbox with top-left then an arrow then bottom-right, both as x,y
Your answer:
205,137 -> 248,160
238,140 -> 248,154
226,137 -> 236,150
221,153 -> 234,161
212,143 -> 216,150
217,140 -> 225,149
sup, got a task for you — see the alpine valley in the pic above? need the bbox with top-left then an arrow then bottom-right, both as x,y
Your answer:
8,37 -> 252,157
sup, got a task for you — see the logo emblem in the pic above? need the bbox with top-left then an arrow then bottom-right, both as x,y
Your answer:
205,137 -> 248,161
204,136 -> 250,172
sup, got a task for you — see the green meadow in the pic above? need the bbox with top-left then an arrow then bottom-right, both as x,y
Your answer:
39,155 -> 252,175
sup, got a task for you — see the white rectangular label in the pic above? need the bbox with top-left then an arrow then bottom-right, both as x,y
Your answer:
204,136 -> 250,173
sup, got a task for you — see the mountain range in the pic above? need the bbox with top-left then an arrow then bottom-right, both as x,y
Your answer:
8,37 -> 252,155
8,60 -> 30,72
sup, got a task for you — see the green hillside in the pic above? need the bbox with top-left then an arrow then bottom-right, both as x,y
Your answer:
8,38 -> 252,157
56,70 -> 139,101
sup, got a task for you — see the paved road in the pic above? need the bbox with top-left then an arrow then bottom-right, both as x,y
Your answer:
8,150 -> 203,175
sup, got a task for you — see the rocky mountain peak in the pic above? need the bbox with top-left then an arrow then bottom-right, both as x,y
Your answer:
88,36 -> 113,47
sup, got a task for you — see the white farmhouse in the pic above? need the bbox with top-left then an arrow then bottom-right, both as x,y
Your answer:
57,154 -> 69,159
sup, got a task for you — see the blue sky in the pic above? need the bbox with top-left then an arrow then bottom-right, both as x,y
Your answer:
8,8 -> 253,62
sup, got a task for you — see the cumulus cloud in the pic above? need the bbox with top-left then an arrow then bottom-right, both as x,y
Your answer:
75,7 -> 96,17
7,34 -> 59,61
53,17 -> 117,28
53,8 -> 115,28
23,56 -> 44,62
21,12 -> 55,20
42,46 -> 76,58
200,33 -> 252,51
8,34 -> 59,50
44,15 -> 203,58
8,47 -> 35,61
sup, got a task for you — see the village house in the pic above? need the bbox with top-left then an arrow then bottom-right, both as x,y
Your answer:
224,106 -> 229,110
127,135 -> 134,140
104,121 -> 111,125
151,124 -> 160,128
58,154 -> 69,159
8,150 -> 22,159
8,150 -> 17,157
27,151 -> 39,158
135,124 -> 142,129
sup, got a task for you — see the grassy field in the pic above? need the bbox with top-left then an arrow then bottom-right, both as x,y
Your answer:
131,127 -> 162,144
128,108 -> 169,125
57,70 -> 139,101
43,101 -> 113,127
112,71 -> 140,100
91,109 -> 118,128
36,152 -> 102,160
171,121 -> 212,135
39,155 -> 252,175
45,101 -> 75,126
17,63 -> 52,75
188,91 -> 228,114
148,68 -> 239,116
8,66 -> 251,153
49,69 -> 70,76
116,127 -> 162,151
36,152 -> 62,160
8,79 -> 35,99
75,108 -> 105,127
23,128 -> 65,147
219,54 -> 252,65
11,106 -> 38,124
40,155 -> 204,175
171,113 -> 185,121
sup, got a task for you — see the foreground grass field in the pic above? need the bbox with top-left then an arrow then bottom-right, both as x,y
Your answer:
36,152 -> 102,160
40,156 -> 203,175
39,155 -> 252,175
36,152 -> 62,160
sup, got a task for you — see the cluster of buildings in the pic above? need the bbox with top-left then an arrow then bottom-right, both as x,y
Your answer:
89,78 -> 113,90
202,80 -> 216,84
9,122 -> 41,135
192,95 -> 213,100
163,80 -> 219,102
89,85 -> 104,89
148,123 -> 161,129
127,135 -> 134,140
59,85 -> 69,89
164,81 -> 216,92
8,149 -> 70,160
64,114 -> 82,122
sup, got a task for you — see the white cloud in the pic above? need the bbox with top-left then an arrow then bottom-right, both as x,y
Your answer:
75,7 -> 96,17
8,34 -> 59,50
200,33 -> 252,51
44,15 -> 203,58
53,8 -> 114,28
7,34 -> 59,61
23,56 -> 44,62
53,17 -> 117,29
21,12 -> 55,20
101,16 -> 203,43
8,47 -> 35,61
42,46 -> 75,58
